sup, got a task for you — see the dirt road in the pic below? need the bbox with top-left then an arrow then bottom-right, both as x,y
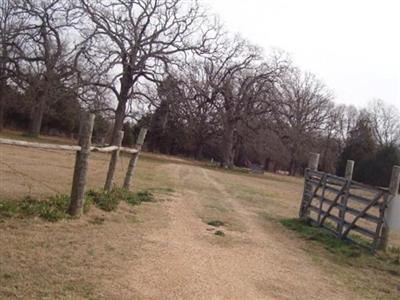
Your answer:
120,164 -> 355,299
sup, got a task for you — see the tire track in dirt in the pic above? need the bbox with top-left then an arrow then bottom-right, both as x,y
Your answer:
122,163 -> 357,299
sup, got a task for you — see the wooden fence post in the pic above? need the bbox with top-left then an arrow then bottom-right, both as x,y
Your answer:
299,152 -> 320,218
104,130 -> 124,192
123,128 -> 148,190
380,165 -> 400,250
337,160 -> 354,233
68,113 -> 95,216
308,152 -> 320,171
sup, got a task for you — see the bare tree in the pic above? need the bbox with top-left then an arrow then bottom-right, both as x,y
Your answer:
11,0 -> 78,136
192,37 -> 286,167
168,65 -> 219,158
367,98 -> 400,147
77,0 -> 218,145
270,67 -> 333,175
0,0 -> 25,131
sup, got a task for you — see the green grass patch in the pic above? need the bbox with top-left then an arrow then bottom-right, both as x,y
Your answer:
0,195 -> 68,221
19,195 -> 70,222
86,190 -> 121,212
280,218 -> 400,275
214,230 -> 225,237
147,187 -> 174,194
0,189 -> 154,221
89,217 -> 105,225
0,194 -> 91,222
87,188 -> 154,211
207,220 -> 225,227
125,190 -> 154,204
280,218 -> 365,257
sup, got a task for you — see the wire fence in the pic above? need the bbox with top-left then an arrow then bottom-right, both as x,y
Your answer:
0,114 -> 147,216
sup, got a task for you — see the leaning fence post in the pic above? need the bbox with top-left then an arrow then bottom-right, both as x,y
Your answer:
68,113 -> 95,217
337,160 -> 354,234
104,130 -> 124,192
380,165 -> 400,250
123,128 -> 148,190
299,152 -> 320,218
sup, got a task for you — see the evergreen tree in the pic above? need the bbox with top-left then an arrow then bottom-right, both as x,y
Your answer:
336,117 -> 376,183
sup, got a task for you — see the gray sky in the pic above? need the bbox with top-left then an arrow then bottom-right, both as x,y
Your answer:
203,0 -> 400,110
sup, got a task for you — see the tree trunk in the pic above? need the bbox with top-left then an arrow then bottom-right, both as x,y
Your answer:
111,100 -> 127,145
0,90 -> 4,132
110,68 -> 135,145
222,120 -> 235,168
264,157 -> 271,171
28,95 -> 46,137
195,143 -> 204,160
289,157 -> 297,176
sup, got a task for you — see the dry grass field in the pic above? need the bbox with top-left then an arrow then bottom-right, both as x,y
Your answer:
0,132 -> 399,299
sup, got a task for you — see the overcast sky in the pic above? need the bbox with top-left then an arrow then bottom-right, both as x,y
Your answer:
202,0 -> 400,110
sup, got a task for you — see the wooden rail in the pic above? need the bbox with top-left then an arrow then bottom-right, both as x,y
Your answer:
0,138 -> 138,154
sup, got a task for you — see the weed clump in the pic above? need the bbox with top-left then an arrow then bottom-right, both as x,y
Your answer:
20,195 -> 69,221
0,194 -> 84,221
0,200 -> 19,217
214,230 -> 225,237
0,189 -> 154,220
120,189 -> 154,205
0,194 -> 92,222
207,220 -> 225,227
86,190 -> 121,212
87,189 -> 154,211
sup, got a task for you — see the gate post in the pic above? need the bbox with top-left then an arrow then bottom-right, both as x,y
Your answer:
308,152 -> 320,171
380,165 -> 400,250
299,152 -> 320,219
337,160 -> 354,233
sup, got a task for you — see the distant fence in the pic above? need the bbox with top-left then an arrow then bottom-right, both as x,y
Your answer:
0,113 -> 147,217
299,153 -> 400,251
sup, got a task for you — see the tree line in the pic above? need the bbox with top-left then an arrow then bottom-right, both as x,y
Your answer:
1,0 -> 399,185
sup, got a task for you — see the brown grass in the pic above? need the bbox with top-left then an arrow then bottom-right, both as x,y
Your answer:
0,142 -> 399,299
